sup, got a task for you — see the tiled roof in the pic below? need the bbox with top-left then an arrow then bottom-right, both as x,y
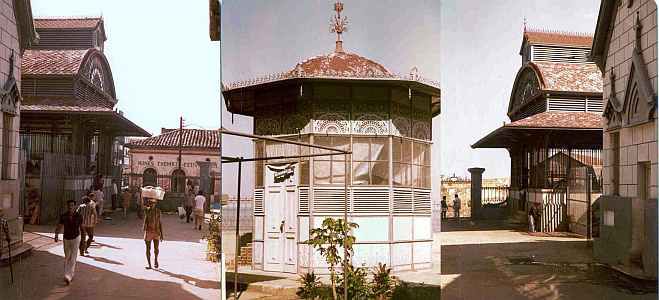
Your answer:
34,17 -> 101,29
21,95 -> 114,112
506,112 -> 602,129
127,129 -> 220,150
524,29 -> 593,48
290,51 -> 393,78
531,61 -> 603,93
22,49 -> 90,75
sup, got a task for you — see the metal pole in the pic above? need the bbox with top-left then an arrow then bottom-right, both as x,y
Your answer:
343,152 -> 348,300
586,171 -> 592,240
234,158 -> 242,299
178,116 -> 183,192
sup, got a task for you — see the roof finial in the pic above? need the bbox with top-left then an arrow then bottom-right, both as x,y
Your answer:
523,17 -> 527,32
330,1 -> 348,53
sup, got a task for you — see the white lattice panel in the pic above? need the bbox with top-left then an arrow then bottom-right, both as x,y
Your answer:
352,187 -> 389,214
393,188 -> 414,214
254,189 -> 264,215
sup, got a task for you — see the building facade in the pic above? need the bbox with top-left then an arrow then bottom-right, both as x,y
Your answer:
591,0 -> 657,279
473,29 -> 604,233
19,17 -> 149,224
126,128 -> 221,200
222,3 -> 441,274
0,0 -> 37,255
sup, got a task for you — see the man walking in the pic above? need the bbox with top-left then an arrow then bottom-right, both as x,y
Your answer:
143,198 -> 163,269
121,188 -> 132,219
77,194 -> 97,255
54,200 -> 83,285
194,191 -> 206,230
453,194 -> 461,220
93,187 -> 105,220
441,196 -> 448,219
184,187 -> 194,223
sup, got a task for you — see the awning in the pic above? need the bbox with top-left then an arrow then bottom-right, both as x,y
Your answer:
472,126 -> 602,149
20,108 -> 151,137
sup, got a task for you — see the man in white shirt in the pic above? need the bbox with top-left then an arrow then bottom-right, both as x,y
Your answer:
94,188 -> 105,220
194,191 -> 206,231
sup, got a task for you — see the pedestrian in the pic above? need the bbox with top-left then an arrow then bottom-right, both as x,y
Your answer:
94,187 -> 105,220
528,205 -> 537,232
133,187 -> 143,219
453,194 -> 461,220
184,187 -> 194,223
441,196 -> 448,219
121,188 -> 131,219
194,190 -> 206,231
143,198 -> 163,269
111,181 -> 118,211
77,194 -> 97,256
54,200 -> 83,285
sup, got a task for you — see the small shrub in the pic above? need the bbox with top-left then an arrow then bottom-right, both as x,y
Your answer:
336,264 -> 371,300
371,263 -> 397,299
392,282 -> 441,300
297,272 -> 322,299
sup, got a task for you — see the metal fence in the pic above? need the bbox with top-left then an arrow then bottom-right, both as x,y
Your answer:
220,198 -> 253,232
481,186 -> 509,206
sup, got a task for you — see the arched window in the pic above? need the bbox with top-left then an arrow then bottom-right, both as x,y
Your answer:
143,168 -> 157,187
172,169 -> 186,193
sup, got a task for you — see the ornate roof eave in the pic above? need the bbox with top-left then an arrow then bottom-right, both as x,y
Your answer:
222,73 -> 440,94
14,0 -> 39,53
591,0 -> 618,72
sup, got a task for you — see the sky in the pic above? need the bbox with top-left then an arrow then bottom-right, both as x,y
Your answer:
30,1 -> 602,196
440,0 -> 600,179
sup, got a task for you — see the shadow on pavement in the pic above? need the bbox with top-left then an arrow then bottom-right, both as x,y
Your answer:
154,268 -> 219,289
84,255 -> 123,266
441,218 -> 526,232
0,249 -> 212,299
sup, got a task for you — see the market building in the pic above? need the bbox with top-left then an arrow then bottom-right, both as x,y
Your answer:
19,16 -> 150,224
125,128 -> 221,201
0,0 -> 38,258
222,2 -> 441,273
472,28 -> 604,233
590,0 -> 657,279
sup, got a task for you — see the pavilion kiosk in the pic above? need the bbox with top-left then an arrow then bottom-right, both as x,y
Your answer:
222,2 -> 441,274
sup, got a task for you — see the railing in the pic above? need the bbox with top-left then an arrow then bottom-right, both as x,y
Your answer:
481,186 -> 510,206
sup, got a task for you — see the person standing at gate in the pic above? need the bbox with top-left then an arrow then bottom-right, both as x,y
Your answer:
453,194 -> 461,220
143,198 -> 163,269
184,187 -> 195,223
441,196 -> 448,219
77,194 -> 97,255
54,200 -> 83,285
121,188 -> 132,219
528,204 -> 537,232
194,190 -> 206,230
93,187 -> 105,221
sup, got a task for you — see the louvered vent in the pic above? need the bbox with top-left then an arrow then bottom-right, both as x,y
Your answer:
254,189 -> 264,215
393,188 -> 414,214
313,187 -> 348,214
547,98 -> 586,112
299,187 -> 309,215
413,189 -> 432,215
532,46 -> 590,63
352,187 -> 389,214
586,99 -> 604,113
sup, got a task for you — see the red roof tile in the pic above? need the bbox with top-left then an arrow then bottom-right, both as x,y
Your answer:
290,51 -> 393,78
127,129 -> 220,150
21,95 -> 114,111
531,61 -> 603,93
524,29 -> 593,48
22,49 -> 90,75
34,17 -> 101,29
506,112 -> 602,129
20,104 -> 112,112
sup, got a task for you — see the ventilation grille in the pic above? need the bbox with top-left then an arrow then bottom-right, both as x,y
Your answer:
414,189 -> 432,215
547,98 -> 586,112
299,187 -> 309,215
586,99 -> 604,113
393,188 -> 414,214
254,189 -> 264,215
352,187 -> 390,214
532,45 -> 591,63
314,187 -> 348,214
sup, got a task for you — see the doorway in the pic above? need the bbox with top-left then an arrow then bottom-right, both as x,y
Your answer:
263,163 -> 298,273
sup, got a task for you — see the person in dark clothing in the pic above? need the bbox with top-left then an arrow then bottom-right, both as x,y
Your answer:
184,187 -> 194,223
441,196 -> 448,219
54,200 -> 83,285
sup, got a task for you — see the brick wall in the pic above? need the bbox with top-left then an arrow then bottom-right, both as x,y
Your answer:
602,0 -> 657,199
0,0 -> 22,223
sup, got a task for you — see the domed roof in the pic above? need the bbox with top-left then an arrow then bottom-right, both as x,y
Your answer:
290,51 -> 393,78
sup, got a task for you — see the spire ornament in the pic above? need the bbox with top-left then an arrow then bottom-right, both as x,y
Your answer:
330,1 -> 348,53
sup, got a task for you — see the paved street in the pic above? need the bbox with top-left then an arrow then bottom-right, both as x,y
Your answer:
440,219 -> 657,300
1,211 -> 225,300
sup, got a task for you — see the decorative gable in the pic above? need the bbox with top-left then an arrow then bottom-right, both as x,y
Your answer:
0,51 -> 20,116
